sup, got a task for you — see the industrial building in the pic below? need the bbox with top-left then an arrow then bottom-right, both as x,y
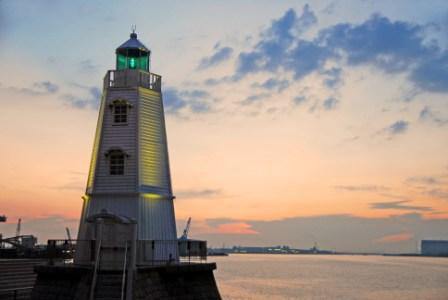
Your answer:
421,240 -> 448,256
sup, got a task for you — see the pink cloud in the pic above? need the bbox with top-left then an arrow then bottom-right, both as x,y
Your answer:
374,232 -> 413,244
215,222 -> 259,235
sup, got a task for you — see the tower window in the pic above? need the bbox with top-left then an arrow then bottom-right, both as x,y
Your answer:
114,103 -> 128,123
110,99 -> 131,124
108,150 -> 125,175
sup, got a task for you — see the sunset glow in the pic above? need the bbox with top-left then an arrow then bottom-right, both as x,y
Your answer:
1,1 -> 447,253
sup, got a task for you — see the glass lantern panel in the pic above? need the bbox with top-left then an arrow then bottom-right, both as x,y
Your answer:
139,55 -> 149,71
117,54 -> 127,70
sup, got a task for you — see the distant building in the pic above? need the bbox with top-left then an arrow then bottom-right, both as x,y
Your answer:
421,240 -> 448,256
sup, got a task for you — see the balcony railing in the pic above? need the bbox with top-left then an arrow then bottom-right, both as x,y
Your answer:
47,239 -> 207,266
103,69 -> 162,92
138,240 -> 207,265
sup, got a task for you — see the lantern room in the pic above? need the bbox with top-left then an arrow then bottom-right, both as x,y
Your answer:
116,31 -> 150,71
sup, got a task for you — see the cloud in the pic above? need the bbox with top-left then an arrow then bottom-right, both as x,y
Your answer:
236,5 -> 324,78
163,87 -> 212,114
163,88 -> 188,113
79,59 -> 100,73
322,97 -> 339,110
240,93 -> 270,106
378,120 -> 409,137
425,188 -> 448,200
406,176 -> 442,185
254,78 -> 290,92
296,3 -> 318,32
410,53 -> 448,93
419,106 -> 448,126
203,76 -> 236,86
61,86 -> 101,110
232,7 -> 448,95
4,81 -> 59,96
215,222 -> 259,235
36,81 -> 59,93
197,213 -> 448,253
198,44 -> 233,69
293,95 -> 306,106
321,67 -> 342,89
321,1 -> 336,15
335,185 -> 390,192
319,15 -> 432,73
370,200 -> 433,212
3,80 -> 101,110
176,189 -> 221,199
319,14 -> 448,93
374,232 -> 413,244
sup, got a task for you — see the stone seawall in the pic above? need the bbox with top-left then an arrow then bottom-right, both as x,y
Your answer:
31,265 -> 92,300
31,263 -> 221,300
134,263 -> 221,300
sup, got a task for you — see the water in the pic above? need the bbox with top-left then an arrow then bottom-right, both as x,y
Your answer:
211,254 -> 448,299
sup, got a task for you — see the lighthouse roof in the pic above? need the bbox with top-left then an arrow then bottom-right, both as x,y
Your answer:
116,32 -> 150,53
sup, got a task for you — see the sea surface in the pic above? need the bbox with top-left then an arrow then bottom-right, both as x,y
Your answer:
210,254 -> 448,300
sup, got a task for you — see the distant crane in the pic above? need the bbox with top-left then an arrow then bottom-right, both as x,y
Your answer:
179,217 -> 191,240
65,227 -> 74,253
15,218 -> 21,237
0,215 -> 6,222
66,227 -> 72,241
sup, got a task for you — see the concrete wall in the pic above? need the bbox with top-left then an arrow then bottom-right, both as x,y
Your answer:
134,264 -> 221,300
31,264 -> 221,300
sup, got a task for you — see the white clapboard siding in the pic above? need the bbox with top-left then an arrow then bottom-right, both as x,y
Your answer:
79,69 -> 178,260
85,194 -> 138,220
138,195 -> 177,240
93,88 -> 139,193
138,88 -> 172,195
86,92 -> 107,193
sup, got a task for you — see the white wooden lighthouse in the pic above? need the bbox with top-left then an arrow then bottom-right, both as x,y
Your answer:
75,31 -> 178,265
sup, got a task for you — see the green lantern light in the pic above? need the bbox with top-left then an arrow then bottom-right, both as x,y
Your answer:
116,31 -> 151,71
129,58 -> 136,69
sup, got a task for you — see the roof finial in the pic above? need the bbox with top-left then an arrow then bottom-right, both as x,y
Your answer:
130,25 -> 137,38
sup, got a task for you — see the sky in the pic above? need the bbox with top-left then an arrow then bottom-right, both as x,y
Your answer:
0,0 -> 448,253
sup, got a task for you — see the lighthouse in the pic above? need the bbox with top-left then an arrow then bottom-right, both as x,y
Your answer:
76,30 -> 178,264
32,31 -> 220,300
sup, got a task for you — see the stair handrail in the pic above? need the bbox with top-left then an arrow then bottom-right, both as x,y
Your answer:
89,219 -> 104,300
121,240 -> 128,300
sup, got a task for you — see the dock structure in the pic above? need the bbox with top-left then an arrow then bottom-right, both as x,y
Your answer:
31,31 -> 221,300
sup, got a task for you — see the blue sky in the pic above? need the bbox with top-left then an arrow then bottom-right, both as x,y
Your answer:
1,1 -> 448,252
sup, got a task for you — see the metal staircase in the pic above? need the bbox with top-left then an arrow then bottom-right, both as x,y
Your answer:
94,272 -> 124,300
90,240 -> 130,300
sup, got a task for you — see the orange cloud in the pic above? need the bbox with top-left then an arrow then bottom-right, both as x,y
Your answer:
215,222 -> 259,235
374,232 -> 413,243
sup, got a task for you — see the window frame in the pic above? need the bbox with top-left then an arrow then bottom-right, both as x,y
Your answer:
105,149 -> 128,176
109,99 -> 132,126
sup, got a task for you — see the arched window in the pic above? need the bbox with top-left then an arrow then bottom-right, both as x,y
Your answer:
105,149 -> 127,175
110,99 -> 131,124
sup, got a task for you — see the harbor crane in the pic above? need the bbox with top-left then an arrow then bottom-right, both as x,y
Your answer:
66,227 -> 72,241
15,218 -> 21,237
179,217 -> 191,240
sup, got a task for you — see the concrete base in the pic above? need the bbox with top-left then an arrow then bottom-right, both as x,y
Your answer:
135,264 -> 221,300
31,263 -> 221,300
